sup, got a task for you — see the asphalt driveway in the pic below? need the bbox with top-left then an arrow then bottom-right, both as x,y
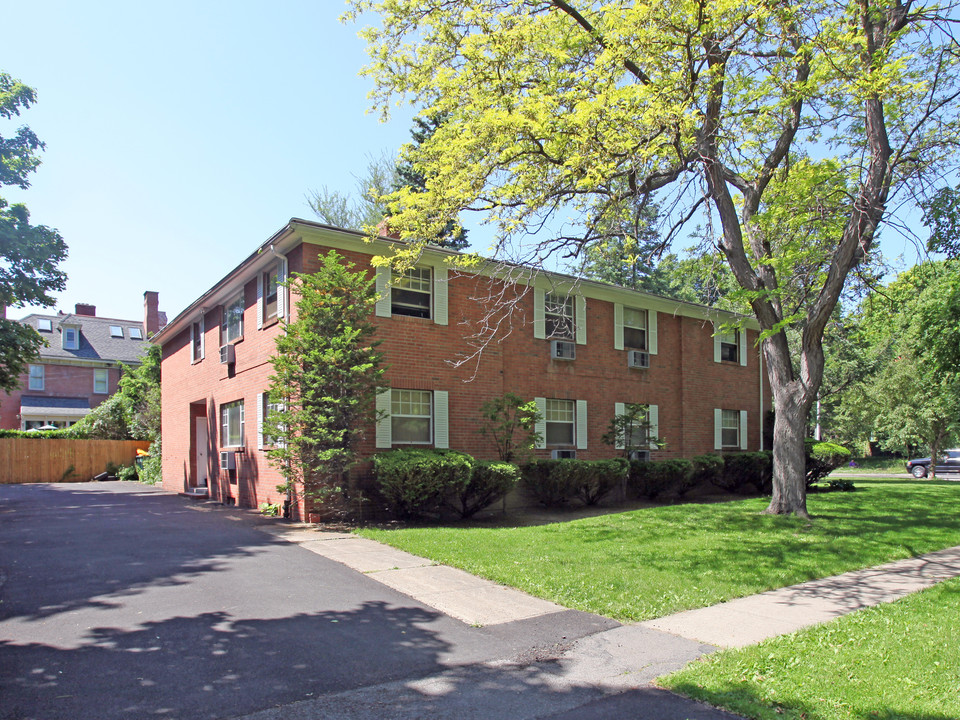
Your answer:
0,482 -> 734,720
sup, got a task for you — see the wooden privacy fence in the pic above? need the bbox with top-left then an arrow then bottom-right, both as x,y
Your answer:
0,439 -> 152,484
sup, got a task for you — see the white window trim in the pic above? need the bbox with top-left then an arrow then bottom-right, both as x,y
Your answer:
715,408 -> 748,450
376,388 -> 448,448
28,364 -> 44,391
713,325 -> 748,366
221,400 -> 245,448
93,368 -> 108,395
614,402 -> 660,451
614,303 -> 658,354
536,397 -> 584,449
62,327 -> 79,351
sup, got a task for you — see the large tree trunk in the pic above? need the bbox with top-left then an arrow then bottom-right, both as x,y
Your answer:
762,334 -> 819,517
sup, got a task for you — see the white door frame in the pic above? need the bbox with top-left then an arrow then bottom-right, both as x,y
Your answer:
195,417 -> 208,488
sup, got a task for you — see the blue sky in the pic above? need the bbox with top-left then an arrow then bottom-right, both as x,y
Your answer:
4,1 -> 933,325
4,1 -> 421,322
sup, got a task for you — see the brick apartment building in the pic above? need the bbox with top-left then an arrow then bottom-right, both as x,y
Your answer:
1,293 -> 165,430
153,219 -> 769,517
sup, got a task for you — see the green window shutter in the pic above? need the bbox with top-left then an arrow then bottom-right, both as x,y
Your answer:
648,310 -> 658,355
375,266 -> 391,318
257,392 -> 264,450
533,288 -> 545,339
576,399 -> 588,450
256,273 -> 264,330
376,389 -> 392,448
433,265 -> 448,326
713,326 -> 722,363
534,397 -> 546,449
613,304 -> 624,351
714,408 -> 723,450
199,313 -> 205,358
739,330 -> 748,366
575,295 -> 587,345
614,402 -> 625,450
648,405 -> 659,450
740,410 -> 749,450
434,390 -> 449,448
276,256 -> 288,320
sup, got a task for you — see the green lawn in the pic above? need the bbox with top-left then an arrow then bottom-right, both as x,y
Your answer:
660,577 -> 960,720
831,456 -> 908,474
358,480 -> 960,621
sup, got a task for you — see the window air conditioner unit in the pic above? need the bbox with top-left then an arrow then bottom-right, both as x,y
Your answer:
550,340 -> 576,360
219,344 -> 235,365
627,449 -> 650,462
627,350 -> 650,369
219,451 -> 236,470
551,449 -> 577,460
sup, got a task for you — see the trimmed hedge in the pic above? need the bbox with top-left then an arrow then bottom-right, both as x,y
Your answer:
447,460 -> 520,519
520,459 -> 576,507
629,458 -> 693,500
520,458 -> 626,507
690,454 -> 724,495
806,441 -> 852,487
710,452 -> 770,494
373,449 -> 474,519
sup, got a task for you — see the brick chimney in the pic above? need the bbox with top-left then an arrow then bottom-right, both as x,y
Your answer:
75,303 -> 96,316
144,291 -> 160,337
376,218 -> 401,240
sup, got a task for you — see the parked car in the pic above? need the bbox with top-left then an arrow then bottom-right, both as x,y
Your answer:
905,449 -> 960,478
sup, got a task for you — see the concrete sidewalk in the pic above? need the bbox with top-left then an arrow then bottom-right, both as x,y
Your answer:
261,524 -> 960,645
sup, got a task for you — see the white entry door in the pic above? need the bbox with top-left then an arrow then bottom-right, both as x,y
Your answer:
195,418 -> 208,488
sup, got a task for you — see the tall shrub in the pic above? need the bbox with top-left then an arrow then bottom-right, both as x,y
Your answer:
478,393 -> 542,462
374,449 -> 473,519
266,250 -> 385,511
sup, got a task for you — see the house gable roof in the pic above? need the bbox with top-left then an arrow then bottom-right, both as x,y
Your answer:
19,313 -> 150,365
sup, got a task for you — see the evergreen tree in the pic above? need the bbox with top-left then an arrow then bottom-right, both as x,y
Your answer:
265,251 -> 385,514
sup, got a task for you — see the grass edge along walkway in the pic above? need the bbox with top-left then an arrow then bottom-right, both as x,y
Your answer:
658,576 -> 960,720
357,480 -> 960,622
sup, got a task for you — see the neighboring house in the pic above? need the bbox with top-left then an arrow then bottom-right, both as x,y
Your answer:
0,293 -> 166,430
153,219 -> 769,519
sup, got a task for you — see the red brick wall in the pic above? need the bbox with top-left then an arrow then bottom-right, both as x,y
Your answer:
161,240 -> 771,516
0,364 -> 122,430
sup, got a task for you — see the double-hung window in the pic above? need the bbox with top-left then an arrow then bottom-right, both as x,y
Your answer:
715,408 -> 747,450
94,369 -> 108,394
28,364 -> 44,391
391,389 -> 432,443
263,267 -> 279,321
622,308 -> 647,350
545,399 -> 575,446
221,400 -> 245,448
545,293 -> 574,340
63,327 -> 79,350
391,267 -> 432,318
222,295 -> 244,344
719,331 -> 739,362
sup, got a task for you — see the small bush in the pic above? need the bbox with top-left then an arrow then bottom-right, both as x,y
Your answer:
117,465 -> 138,482
520,459 -> 576,507
690,454 -> 724,495
571,459 -> 627,506
373,449 -> 474,519
259,501 -> 283,516
629,459 -> 693,500
447,461 -> 520,519
712,452 -> 769,494
806,441 -> 852,487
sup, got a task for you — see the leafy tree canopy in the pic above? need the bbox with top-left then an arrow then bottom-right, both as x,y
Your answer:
347,0 -> 960,516
0,72 -> 67,393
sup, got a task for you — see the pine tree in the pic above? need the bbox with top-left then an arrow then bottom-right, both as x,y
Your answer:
265,251 -> 385,515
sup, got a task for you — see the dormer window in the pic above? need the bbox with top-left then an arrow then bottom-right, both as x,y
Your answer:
110,326 -> 124,338
63,327 -> 79,350
37,319 -> 52,332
